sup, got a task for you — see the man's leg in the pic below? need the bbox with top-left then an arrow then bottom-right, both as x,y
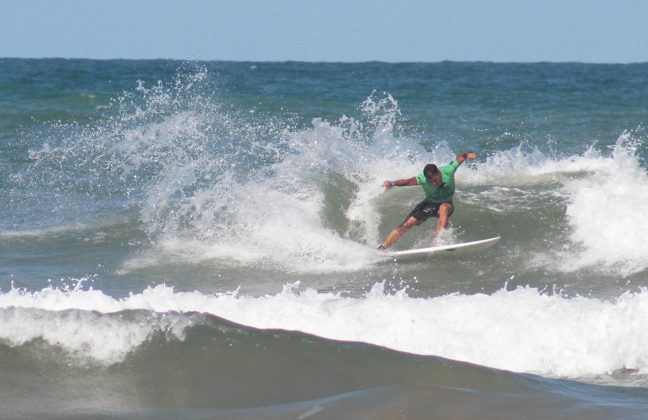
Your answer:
380,216 -> 418,249
435,202 -> 454,236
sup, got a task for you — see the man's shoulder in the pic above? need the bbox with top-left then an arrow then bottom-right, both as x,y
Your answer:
415,171 -> 427,185
440,159 -> 459,173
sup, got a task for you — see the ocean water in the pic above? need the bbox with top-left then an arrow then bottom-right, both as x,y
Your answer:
1,58 -> 648,418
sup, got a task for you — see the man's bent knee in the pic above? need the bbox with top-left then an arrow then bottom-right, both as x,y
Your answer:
400,216 -> 419,230
439,203 -> 454,217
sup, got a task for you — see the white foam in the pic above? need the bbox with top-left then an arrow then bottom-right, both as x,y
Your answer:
122,93 -> 435,273
0,285 -> 194,365
0,223 -> 89,239
2,283 -> 648,381
460,143 -> 611,187
559,134 -> 648,275
0,306 -> 194,365
27,66 -> 647,276
452,135 -> 648,275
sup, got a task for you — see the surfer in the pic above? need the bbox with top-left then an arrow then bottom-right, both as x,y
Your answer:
378,150 -> 477,250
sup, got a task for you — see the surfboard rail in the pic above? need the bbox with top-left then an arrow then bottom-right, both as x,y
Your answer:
387,236 -> 501,258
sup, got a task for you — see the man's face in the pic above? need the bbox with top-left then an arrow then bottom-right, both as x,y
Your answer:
427,173 -> 442,187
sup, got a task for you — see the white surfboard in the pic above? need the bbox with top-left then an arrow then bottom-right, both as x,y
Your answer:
386,236 -> 500,258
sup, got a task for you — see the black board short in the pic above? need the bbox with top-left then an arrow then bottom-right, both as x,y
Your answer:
404,199 -> 453,225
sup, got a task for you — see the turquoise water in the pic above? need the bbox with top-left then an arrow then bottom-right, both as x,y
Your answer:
1,58 -> 648,418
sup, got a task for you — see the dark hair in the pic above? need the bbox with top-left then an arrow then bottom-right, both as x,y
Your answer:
423,164 -> 439,180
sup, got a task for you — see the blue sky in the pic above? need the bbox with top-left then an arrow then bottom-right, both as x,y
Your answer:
1,0 -> 647,62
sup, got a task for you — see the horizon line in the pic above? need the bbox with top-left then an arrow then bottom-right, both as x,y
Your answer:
1,56 -> 647,66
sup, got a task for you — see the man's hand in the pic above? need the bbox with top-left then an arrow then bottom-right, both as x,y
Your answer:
383,180 -> 393,189
456,150 -> 477,166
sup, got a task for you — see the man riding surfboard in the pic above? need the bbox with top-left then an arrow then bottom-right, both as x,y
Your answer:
378,150 -> 477,250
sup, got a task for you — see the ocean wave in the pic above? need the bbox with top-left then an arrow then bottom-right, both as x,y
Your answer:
13,63 -> 647,276
2,282 -> 648,382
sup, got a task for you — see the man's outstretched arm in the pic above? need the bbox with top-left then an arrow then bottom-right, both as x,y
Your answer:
382,177 -> 418,189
